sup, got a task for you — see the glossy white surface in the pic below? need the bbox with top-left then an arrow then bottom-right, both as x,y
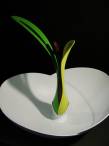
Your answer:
0,68 -> 109,136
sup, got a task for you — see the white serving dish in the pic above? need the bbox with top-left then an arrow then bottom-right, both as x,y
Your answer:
0,67 -> 109,137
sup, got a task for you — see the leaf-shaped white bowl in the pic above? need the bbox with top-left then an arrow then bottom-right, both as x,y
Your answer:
0,67 -> 109,137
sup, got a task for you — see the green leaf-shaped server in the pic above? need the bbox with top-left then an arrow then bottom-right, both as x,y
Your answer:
11,16 -> 75,115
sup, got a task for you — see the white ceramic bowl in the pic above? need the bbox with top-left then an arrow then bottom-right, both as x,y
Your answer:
0,67 -> 109,137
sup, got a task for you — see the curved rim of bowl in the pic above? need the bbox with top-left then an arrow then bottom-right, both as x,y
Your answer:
0,107 -> 109,138
0,67 -> 109,137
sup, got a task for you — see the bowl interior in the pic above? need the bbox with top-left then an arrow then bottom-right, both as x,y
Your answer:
0,67 -> 109,136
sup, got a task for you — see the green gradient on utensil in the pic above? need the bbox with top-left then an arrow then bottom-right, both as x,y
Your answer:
11,16 -> 52,56
11,16 -> 75,115
53,40 -> 75,114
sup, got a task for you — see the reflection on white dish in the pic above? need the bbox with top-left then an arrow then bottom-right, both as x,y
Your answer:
0,67 -> 109,136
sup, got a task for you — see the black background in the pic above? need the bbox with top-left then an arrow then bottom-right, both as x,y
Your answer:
0,0 -> 109,145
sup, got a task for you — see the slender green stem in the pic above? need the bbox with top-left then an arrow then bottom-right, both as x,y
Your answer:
52,40 -> 75,115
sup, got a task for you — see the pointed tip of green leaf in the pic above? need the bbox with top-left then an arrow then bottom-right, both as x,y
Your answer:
68,40 -> 75,46
64,40 -> 75,50
11,16 -> 26,24
62,40 -> 75,57
11,16 -> 19,21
